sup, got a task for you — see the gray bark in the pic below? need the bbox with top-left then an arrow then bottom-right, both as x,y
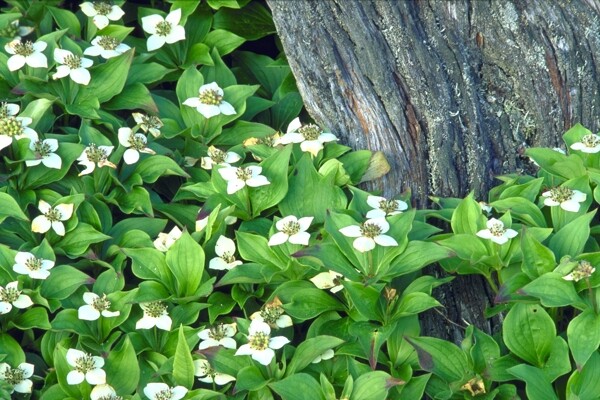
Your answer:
268,0 -> 600,341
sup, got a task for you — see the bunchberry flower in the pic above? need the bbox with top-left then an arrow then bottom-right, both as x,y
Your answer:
31,200 -> 73,236
84,35 -> 131,59
13,251 -> 55,279
52,49 -> 93,85
310,270 -> 344,293
0,281 -> 33,314
571,134 -> 600,153
268,215 -> 313,246
136,301 -> 172,331
200,145 -> 241,169
250,297 -> 292,329
541,187 -> 586,212
366,195 -> 408,218
118,127 -> 155,164
0,362 -> 34,394
183,82 -> 236,119
563,260 -> 596,282
276,117 -> 337,156
78,293 -> 120,320
80,2 -> 125,30
209,236 -> 242,271
91,384 -> 122,400
143,383 -> 187,400
25,139 -> 61,169
235,319 -> 289,365
312,349 -> 335,364
218,165 -> 270,194
0,103 -> 39,151
198,322 -> 237,350
141,9 -> 185,51
339,217 -> 398,252
77,144 -> 116,176
0,20 -> 34,40
4,39 -> 47,71
194,359 -> 236,385
66,348 -> 106,385
132,112 -> 163,137
476,218 -> 518,245
153,226 -> 182,252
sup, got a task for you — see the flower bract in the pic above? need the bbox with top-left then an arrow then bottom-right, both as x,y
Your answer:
183,82 -> 236,119
251,297 -> 293,329
198,322 -> 237,350
25,139 -> 61,169
13,251 -> 55,279
0,362 -> 34,394
31,200 -> 73,236
200,145 -> 241,169
310,271 -> 344,293
77,144 -> 116,175
84,35 -> 131,59
0,105 -> 39,152
476,218 -> 518,245
132,112 -> 163,137
235,319 -> 289,365
541,187 -> 586,212
276,117 -> 337,156
570,134 -> 600,153
66,348 -> 106,385
218,165 -> 270,194
366,195 -> 408,218
153,226 -> 182,252
52,49 -> 93,85
141,9 -> 186,51
339,217 -> 399,252
268,215 -> 313,246
0,281 -> 33,314
143,382 -> 188,400
80,2 -> 125,29
118,127 -> 155,164
209,236 -> 243,270
194,359 -> 236,385
78,293 -> 120,320
136,301 -> 172,331
4,39 -> 47,71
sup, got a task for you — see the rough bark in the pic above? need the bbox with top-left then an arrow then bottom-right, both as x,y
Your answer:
268,0 -> 600,341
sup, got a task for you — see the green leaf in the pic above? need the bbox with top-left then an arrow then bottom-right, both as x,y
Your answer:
166,231 -> 205,297
77,48 -> 134,103
286,336 -> 344,375
126,63 -> 174,85
207,292 -> 236,323
105,336 -> 140,395
10,307 -> 51,330
393,292 -> 441,318
0,333 -> 25,365
204,29 -> 245,55
47,6 -> 80,35
542,336 -> 571,382
549,210 -> 596,259
343,282 -> 383,322
520,227 -> 556,279
249,143 -> 292,216
134,155 -> 189,183
213,2 -> 275,40
384,241 -> 452,279
352,371 -> 403,400
54,344 -> 84,398
235,231 -> 282,268
490,197 -> 546,227
269,373 -> 325,400
506,364 -> 558,400
281,287 -> 344,321
53,223 -> 111,257
18,98 -> 54,131
103,82 -> 159,114
406,336 -> 470,382
503,303 -> 556,367
173,325 -> 195,388
567,309 -> 600,369
521,272 -> 583,308
0,192 -> 27,222
567,351 -> 600,400
41,265 -> 91,300
235,365 -> 269,391
451,194 -> 484,234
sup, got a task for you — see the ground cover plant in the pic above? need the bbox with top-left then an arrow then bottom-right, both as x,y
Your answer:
1,1 -> 600,399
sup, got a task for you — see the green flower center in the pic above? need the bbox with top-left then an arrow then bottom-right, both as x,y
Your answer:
260,306 -> 284,326
569,260 -> 595,282
0,285 -> 21,303
197,362 -> 214,377
64,54 -> 82,69
74,353 -> 97,373
248,331 -> 270,351
97,396 -> 123,400
208,324 -> 229,340
92,294 -> 111,312
209,148 -> 226,164
144,301 -> 167,318
0,116 -> 24,137
0,102 -> 9,119
488,222 -> 506,237
2,365 -> 25,386
44,207 -> 62,222
298,124 -> 321,141
236,167 -> 253,181
549,186 -> 574,203
155,21 -> 172,37
85,144 -> 110,164
97,36 -> 119,50
259,134 -> 277,147
378,199 -> 400,214
25,257 -> 43,271
139,115 -> 162,132
220,251 -> 236,264
581,134 -> 600,148
127,134 -> 147,151
199,89 -> 223,106
93,1 -> 113,15
32,140 -> 52,158
0,23 -> 18,39
11,40 -> 34,56
155,389 -> 174,400
281,221 -> 300,236
360,222 -> 382,238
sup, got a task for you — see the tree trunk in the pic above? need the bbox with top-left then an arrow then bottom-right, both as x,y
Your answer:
267,0 -> 600,341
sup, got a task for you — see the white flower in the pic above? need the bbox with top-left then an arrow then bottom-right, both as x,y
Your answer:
183,82 -> 236,119
153,226 -> 182,252
91,384 -> 121,400
31,200 -> 73,236
0,281 -> 33,314
0,103 -> 39,152
4,39 -> 47,71
218,165 -> 270,194
250,297 -> 293,329
339,217 -> 399,252
541,187 -> 586,212
80,1 -> 125,30
194,359 -> 236,385
478,201 -> 492,214
136,301 -> 172,331
276,117 -> 337,156
84,35 -> 131,59
78,293 -> 120,321
141,8 -> 186,51
209,236 -> 243,271
132,112 -> 163,137
201,145 -> 241,169
563,260 -> 595,282
571,134 -> 600,153
268,215 -> 313,246
312,349 -> 335,364
198,322 -> 237,350
13,252 -> 55,280
366,195 -> 408,218
25,139 -> 61,169
310,271 -> 344,293
1,20 -> 34,40
143,383 -> 188,400
476,218 -> 518,245
77,144 -> 116,176
235,319 -> 290,365
52,49 -> 93,85
66,348 -> 106,385
0,362 -> 34,394
118,127 -> 156,164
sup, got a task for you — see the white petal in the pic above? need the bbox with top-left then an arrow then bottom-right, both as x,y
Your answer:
84,45 -> 102,56
171,386 -> 188,400
67,370 -> 85,385
183,97 -> 201,108
123,148 -> 140,164
286,117 -> 302,133
310,272 -> 336,289
219,101 -> 236,115
80,2 -> 96,16
66,349 -> 85,365
543,198 -> 560,207
366,195 -> 385,209
209,257 -> 231,271
107,6 -> 125,20
0,135 -> 12,151
275,215 -> 297,231
78,305 -> 101,321
197,104 -> 221,118
339,225 -> 362,238
42,153 -> 62,169
144,382 -> 169,398
235,344 -> 253,356
572,191 -> 587,202
268,232 -> 289,246
269,336 -> 290,349
55,203 -> 74,220
92,15 -> 109,30
80,57 -> 93,68
166,26 -> 186,44
227,180 -> 246,194
166,8 -> 182,25
101,310 -> 120,318
288,231 -> 310,245
560,200 -> 581,212
146,35 -> 166,51
246,175 -> 270,187
504,229 -> 519,239
278,132 -> 304,144
155,315 -> 172,331
12,294 -> 33,309
353,237 -> 376,252
0,302 -> 12,314
13,378 -> 32,393
19,363 -> 34,379
366,209 -> 386,219
201,82 -> 222,93
135,316 -> 156,329
214,373 -> 236,385
70,68 -> 91,85
141,15 -> 163,34
198,338 -> 220,350
54,48 -> 71,63
26,52 -> 48,68
373,234 -> 398,247
15,252 -> 35,265
252,348 -> 275,365
318,133 -> 338,143
31,215 -> 51,233
491,236 -> 509,245
53,65 -> 71,79
369,217 -> 390,233
297,217 -> 313,231
220,337 -> 237,349
224,152 -> 242,163
215,235 -> 236,256
118,128 -> 133,146
276,315 -> 293,328
476,229 -> 494,239
7,55 -> 26,71
25,159 -> 42,167
85,368 -> 106,385
29,269 -> 51,280
300,140 -> 324,156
